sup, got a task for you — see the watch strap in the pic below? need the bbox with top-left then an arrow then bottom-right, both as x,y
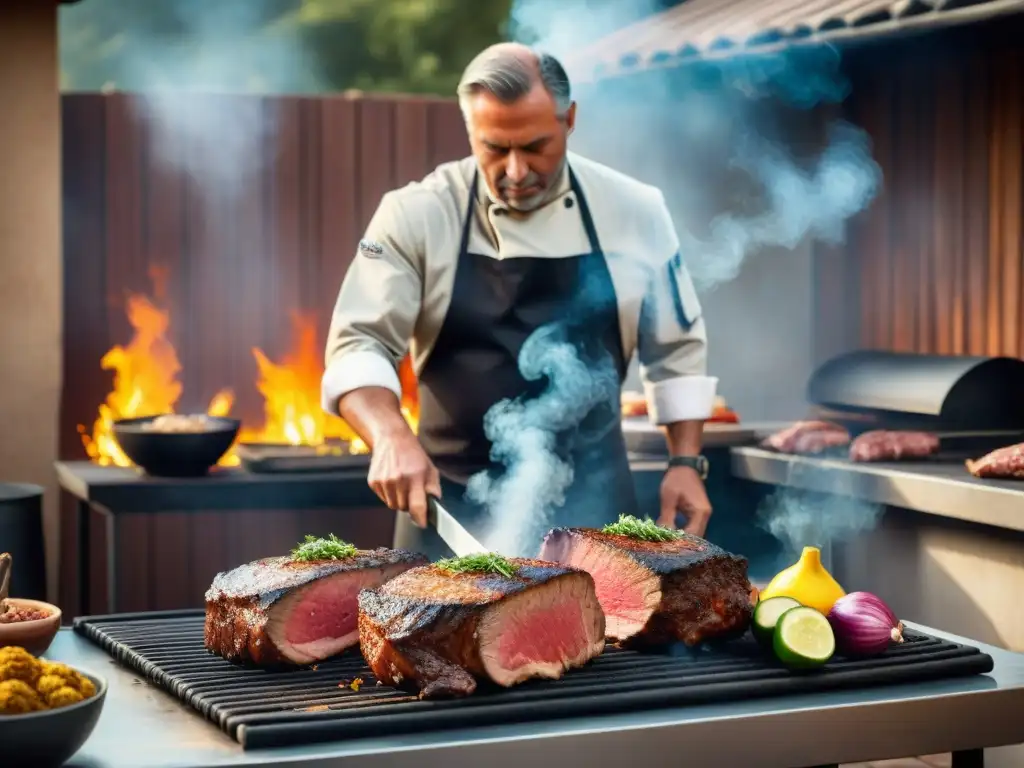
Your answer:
668,454 -> 709,479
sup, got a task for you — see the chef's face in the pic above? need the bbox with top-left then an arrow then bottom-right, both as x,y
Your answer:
465,83 -> 576,212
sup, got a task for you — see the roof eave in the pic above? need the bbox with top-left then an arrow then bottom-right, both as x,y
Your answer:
567,0 -> 1024,84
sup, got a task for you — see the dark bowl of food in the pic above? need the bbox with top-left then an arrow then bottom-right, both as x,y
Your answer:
0,649 -> 108,768
113,414 -> 241,477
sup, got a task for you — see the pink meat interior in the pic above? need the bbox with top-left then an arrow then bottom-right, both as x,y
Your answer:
478,574 -> 605,687
265,565 -> 411,663
282,574 -> 367,645
543,536 -> 660,641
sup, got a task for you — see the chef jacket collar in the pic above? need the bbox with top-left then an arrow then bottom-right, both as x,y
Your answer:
476,162 -> 572,217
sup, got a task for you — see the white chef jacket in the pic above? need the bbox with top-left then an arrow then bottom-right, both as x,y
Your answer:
321,151 -> 718,426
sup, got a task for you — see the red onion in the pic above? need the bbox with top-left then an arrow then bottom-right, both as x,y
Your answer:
827,591 -> 904,657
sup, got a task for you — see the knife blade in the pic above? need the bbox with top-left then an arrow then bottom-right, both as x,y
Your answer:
427,496 -> 487,558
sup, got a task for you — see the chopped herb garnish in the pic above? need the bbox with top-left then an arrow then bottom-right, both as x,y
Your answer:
602,514 -> 683,542
291,534 -> 357,562
435,553 -> 518,578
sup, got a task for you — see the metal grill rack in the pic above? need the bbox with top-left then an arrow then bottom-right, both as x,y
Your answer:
74,610 -> 994,750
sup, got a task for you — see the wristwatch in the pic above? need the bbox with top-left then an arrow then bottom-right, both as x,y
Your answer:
668,454 -> 710,480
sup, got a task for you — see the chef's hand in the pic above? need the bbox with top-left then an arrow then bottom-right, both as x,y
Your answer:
368,433 -> 442,528
657,466 -> 712,537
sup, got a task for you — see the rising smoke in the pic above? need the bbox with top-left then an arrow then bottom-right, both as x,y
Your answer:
467,327 -> 620,556
757,461 -> 883,560
63,0 -> 322,202
467,0 -> 885,553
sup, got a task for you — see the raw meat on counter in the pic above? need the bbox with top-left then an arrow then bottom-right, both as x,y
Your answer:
966,442 -> 1024,479
849,430 -> 940,462
761,420 -> 851,454
204,543 -> 427,665
538,520 -> 754,647
358,556 -> 605,698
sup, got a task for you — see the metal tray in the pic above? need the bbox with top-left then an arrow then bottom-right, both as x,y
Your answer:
235,443 -> 371,474
75,611 -> 994,751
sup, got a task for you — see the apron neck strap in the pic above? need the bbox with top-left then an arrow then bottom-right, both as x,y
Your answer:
568,166 -> 602,254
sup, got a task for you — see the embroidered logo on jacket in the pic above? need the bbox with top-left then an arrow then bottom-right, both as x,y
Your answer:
358,239 -> 384,258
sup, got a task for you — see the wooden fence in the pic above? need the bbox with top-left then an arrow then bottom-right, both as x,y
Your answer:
59,92 -> 468,613
831,20 -> 1024,360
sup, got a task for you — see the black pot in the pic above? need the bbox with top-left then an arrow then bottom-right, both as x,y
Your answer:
112,415 -> 241,477
0,483 -> 47,601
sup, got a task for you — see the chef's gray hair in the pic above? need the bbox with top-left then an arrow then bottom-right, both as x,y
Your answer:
457,47 -> 572,121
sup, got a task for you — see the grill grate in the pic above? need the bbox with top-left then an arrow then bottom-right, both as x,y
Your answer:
74,610 -> 994,750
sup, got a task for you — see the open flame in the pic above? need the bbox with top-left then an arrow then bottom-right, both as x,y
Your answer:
80,277 -> 419,467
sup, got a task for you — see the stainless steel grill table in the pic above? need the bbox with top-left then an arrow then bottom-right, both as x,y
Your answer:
49,624 -> 1024,768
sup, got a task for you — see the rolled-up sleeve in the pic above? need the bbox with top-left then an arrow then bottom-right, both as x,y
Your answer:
321,190 -> 423,415
637,192 -> 719,425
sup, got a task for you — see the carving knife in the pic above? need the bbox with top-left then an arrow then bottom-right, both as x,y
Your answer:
427,495 -> 486,558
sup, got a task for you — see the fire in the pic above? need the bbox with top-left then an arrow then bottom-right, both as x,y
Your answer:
235,314 -> 420,453
79,291 -> 236,467
80,278 -> 419,467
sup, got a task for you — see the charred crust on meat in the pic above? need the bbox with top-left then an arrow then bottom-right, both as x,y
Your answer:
204,548 -> 428,666
358,559 -> 582,639
357,559 -> 606,698
539,527 -> 754,648
542,528 -> 730,575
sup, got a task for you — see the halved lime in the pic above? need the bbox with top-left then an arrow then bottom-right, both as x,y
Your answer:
773,606 -> 835,669
752,596 -> 801,647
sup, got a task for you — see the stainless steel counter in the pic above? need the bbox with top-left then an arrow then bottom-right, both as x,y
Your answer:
55,626 -> 1024,768
730,446 -> 1024,533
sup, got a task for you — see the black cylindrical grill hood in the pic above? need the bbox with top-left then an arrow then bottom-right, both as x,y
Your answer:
806,351 -> 1024,431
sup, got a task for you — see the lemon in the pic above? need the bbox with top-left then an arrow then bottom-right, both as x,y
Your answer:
759,546 -> 845,615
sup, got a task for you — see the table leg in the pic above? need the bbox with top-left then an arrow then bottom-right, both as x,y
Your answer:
103,510 -> 118,614
77,500 -> 91,616
952,749 -> 984,768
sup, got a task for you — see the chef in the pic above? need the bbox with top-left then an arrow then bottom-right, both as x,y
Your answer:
321,43 -> 718,559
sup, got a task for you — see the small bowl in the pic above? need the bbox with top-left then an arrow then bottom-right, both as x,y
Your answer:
0,599 -> 61,656
113,415 -> 240,477
0,668 -> 107,768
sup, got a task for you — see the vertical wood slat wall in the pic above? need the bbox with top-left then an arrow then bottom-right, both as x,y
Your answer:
839,28 -> 1024,359
59,92 -> 468,615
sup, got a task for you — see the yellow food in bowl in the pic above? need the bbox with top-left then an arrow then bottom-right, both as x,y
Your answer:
0,647 -> 97,715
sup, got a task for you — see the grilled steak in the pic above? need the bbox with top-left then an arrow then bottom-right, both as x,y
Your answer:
538,528 -> 753,647
358,559 -> 605,698
205,549 -> 427,665
849,430 -> 939,462
966,442 -> 1024,479
762,420 -> 850,454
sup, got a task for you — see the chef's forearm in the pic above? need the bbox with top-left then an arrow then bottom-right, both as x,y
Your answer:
338,387 -> 415,449
664,420 -> 704,455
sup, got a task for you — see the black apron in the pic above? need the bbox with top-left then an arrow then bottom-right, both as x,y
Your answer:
394,167 -> 638,560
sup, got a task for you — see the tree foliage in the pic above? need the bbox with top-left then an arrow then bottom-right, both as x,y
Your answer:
59,0 -> 514,96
